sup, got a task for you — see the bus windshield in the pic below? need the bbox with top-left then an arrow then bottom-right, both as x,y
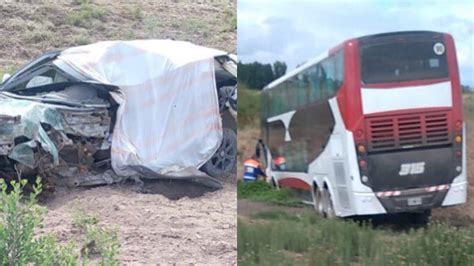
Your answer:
360,40 -> 449,84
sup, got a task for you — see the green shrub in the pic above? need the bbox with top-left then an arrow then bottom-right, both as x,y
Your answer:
131,5 -> 144,21
73,35 -> 92,46
72,0 -> 90,5
144,16 -> 163,35
0,178 -> 120,265
237,180 -> 273,197
73,211 -> 120,265
0,65 -> 17,82
27,30 -> 54,43
237,180 -> 302,207
223,6 -> 236,32
67,3 -> 107,28
0,178 -> 78,265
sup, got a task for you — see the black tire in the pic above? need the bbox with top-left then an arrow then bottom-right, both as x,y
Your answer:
200,127 -> 237,178
312,185 -> 324,215
218,86 -> 236,113
270,177 -> 277,188
322,187 -> 336,219
408,210 -> 431,226
221,109 -> 236,133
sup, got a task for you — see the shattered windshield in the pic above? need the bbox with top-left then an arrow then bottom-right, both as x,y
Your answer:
1,51 -> 61,89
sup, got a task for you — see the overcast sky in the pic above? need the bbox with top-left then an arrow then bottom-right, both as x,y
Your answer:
238,0 -> 474,86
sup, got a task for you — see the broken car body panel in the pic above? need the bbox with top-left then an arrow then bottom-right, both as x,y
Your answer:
0,40 -> 237,188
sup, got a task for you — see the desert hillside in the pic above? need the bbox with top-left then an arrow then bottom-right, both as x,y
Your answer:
0,0 -> 236,75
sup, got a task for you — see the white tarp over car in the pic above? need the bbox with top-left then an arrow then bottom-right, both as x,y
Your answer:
57,40 -> 226,177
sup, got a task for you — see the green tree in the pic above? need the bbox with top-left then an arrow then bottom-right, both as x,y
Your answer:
272,61 -> 287,80
238,61 -> 286,90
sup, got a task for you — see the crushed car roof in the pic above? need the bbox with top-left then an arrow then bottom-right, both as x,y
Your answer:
57,40 -> 228,85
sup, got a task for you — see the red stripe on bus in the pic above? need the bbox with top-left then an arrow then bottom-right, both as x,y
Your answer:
278,178 -> 311,191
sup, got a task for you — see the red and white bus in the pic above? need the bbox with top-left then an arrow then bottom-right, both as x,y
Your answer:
260,31 -> 466,219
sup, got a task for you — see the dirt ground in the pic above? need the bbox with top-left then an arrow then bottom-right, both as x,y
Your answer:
238,118 -> 474,226
40,179 -> 237,264
0,1 -> 237,264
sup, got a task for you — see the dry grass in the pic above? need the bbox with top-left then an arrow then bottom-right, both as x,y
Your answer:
238,209 -> 474,266
0,0 -> 236,73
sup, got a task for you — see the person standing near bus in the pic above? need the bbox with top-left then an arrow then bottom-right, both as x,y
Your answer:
272,155 -> 287,171
243,155 -> 266,183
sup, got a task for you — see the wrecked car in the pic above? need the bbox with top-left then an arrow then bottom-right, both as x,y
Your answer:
0,40 -> 237,188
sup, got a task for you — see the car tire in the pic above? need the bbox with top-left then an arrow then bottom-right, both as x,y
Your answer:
200,127 -> 237,178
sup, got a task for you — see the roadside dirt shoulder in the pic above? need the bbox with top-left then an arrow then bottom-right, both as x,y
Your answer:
40,181 -> 237,264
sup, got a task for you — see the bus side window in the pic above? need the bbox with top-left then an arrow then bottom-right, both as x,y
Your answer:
267,91 -> 273,117
318,64 -> 327,98
262,92 -> 269,119
276,85 -> 284,115
270,86 -> 279,117
303,72 -> 310,106
321,57 -> 335,97
335,50 -> 344,89
327,58 -> 336,96
284,81 -> 293,113
296,73 -> 308,107
308,65 -> 319,102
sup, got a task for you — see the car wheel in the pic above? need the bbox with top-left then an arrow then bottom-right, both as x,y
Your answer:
218,86 -> 236,113
200,127 -> 237,178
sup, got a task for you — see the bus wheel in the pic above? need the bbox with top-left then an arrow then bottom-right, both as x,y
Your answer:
312,186 -> 324,215
270,177 -> 277,188
322,187 -> 336,219
409,210 -> 431,226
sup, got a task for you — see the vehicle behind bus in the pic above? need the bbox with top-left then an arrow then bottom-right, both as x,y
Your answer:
260,31 -> 466,220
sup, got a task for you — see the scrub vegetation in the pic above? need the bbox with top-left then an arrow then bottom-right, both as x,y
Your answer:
463,91 -> 474,119
238,181 -> 302,207
0,179 -> 119,265
238,84 -> 261,129
238,208 -> 474,266
66,2 -> 107,28
0,0 -> 236,73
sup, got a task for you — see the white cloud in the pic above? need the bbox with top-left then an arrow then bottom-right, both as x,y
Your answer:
238,0 -> 474,85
